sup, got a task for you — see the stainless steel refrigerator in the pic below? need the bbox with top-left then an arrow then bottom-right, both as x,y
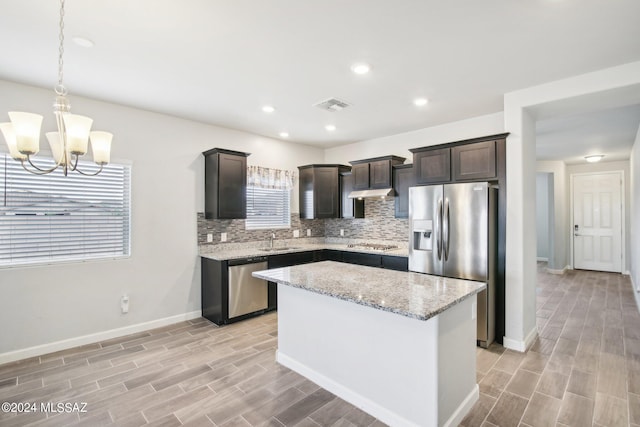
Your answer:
409,182 -> 497,347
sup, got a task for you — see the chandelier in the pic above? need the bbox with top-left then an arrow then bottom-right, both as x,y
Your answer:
0,0 -> 112,176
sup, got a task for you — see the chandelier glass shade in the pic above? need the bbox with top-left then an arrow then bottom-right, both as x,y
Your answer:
0,0 -> 112,176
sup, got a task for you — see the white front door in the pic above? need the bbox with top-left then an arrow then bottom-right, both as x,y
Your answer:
572,172 -> 623,273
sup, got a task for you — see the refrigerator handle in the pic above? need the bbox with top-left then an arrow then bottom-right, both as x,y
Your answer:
443,199 -> 450,261
436,199 -> 443,260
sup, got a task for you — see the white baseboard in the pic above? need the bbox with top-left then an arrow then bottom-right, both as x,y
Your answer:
503,327 -> 538,353
443,385 -> 479,427
0,310 -> 202,365
546,265 -> 570,275
277,350 -> 424,427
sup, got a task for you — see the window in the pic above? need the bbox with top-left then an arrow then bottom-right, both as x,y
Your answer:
245,186 -> 291,230
0,154 -> 131,267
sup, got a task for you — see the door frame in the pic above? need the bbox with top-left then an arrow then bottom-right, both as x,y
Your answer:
569,170 -> 625,272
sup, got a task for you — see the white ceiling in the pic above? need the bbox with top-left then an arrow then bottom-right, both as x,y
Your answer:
0,0 -> 639,157
536,104 -> 640,164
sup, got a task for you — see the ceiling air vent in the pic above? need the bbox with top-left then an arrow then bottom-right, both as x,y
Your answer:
314,98 -> 351,112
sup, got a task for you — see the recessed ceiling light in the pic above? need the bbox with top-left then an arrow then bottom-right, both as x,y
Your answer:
585,155 -> 604,163
72,36 -> 94,48
279,132 -> 289,138
262,105 -> 275,113
414,97 -> 429,107
325,124 -> 336,132
350,63 -> 371,75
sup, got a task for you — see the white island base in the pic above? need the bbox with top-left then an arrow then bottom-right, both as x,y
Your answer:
277,284 -> 478,427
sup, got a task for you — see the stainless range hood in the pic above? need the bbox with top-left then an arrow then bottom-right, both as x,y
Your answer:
347,188 -> 393,199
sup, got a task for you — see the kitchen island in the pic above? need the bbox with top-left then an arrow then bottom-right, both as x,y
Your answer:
253,261 -> 485,427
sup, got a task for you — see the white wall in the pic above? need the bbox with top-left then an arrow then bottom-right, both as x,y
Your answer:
566,160 -> 632,273
536,173 -> 550,261
323,113 -> 505,164
536,161 -> 568,272
0,80 -> 324,359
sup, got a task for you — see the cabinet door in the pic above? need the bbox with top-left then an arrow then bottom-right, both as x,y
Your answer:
314,167 -> 339,218
298,168 -> 314,220
393,166 -> 415,218
201,258 -> 228,325
382,256 -> 409,272
414,148 -> 451,184
341,252 -> 382,267
352,163 -> 370,190
452,140 -> 496,181
268,251 -> 316,269
321,250 -> 344,262
218,154 -> 247,218
369,160 -> 391,188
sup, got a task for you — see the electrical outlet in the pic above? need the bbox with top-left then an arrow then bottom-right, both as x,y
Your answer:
206,233 -> 213,243
121,295 -> 129,314
306,229 -> 311,237
293,230 -> 300,238
340,229 -> 344,236
221,232 -> 227,242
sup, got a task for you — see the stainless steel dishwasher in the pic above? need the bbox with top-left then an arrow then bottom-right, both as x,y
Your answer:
228,256 -> 269,319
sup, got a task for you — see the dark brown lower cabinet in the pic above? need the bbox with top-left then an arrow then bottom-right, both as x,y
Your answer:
202,250 -> 409,323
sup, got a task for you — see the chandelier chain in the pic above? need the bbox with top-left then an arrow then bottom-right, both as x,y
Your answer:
56,0 -> 66,95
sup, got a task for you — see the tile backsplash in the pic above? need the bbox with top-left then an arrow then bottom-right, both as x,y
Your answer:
325,198 -> 408,241
197,214 -> 324,245
197,197 -> 408,246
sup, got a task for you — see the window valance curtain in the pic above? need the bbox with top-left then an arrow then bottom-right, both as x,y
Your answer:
247,166 -> 296,190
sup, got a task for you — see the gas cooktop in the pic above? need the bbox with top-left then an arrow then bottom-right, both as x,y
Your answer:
346,243 -> 399,252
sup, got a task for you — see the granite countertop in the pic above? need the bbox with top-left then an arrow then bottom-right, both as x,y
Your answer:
253,261 -> 485,321
200,242 -> 408,261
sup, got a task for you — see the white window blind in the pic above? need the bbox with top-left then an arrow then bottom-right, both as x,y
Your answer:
245,186 -> 291,230
0,154 -> 131,267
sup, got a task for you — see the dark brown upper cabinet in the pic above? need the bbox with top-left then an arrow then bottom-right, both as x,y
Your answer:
410,135 -> 505,185
452,140 -> 496,181
298,164 -> 350,219
393,164 -> 415,218
412,147 -> 451,184
340,171 -> 364,219
351,163 -> 370,190
349,156 -> 406,190
203,148 -> 250,219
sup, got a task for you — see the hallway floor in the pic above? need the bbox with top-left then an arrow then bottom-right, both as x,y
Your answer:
461,263 -> 638,427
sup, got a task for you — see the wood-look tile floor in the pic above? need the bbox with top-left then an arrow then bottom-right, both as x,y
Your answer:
462,263 -> 639,427
0,312 -> 385,427
0,263 -> 637,426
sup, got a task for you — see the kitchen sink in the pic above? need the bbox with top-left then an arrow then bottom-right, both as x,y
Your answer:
258,247 -> 301,252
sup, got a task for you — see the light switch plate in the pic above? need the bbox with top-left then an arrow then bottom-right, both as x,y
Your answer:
307,229 -> 311,237
221,232 -> 227,242
293,230 -> 300,238
340,229 -> 344,236
471,301 -> 477,320
206,233 -> 213,243
121,295 -> 129,314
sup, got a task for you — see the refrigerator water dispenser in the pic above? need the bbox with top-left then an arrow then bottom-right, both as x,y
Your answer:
412,219 -> 433,251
